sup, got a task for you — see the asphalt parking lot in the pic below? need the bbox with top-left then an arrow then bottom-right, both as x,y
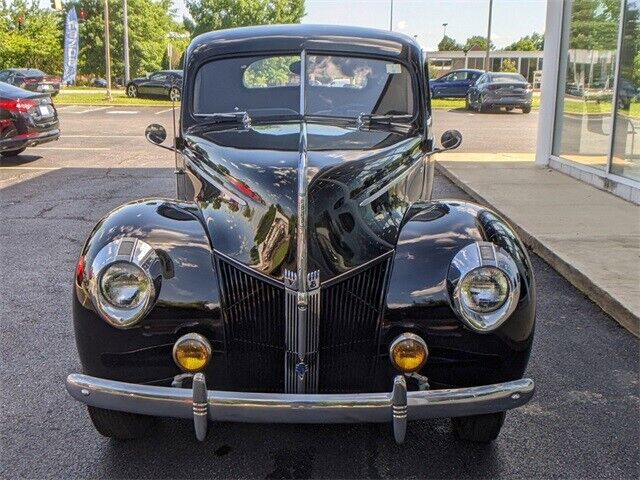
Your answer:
1,107 -> 638,479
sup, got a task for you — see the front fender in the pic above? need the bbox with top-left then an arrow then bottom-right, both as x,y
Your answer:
73,199 -> 222,383
383,200 -> 535,388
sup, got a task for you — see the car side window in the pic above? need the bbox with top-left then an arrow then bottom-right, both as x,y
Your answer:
150,73 -> 168,81
0,71 -> 9,82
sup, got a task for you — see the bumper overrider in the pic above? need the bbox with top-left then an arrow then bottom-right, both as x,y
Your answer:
66,373 -> 534,444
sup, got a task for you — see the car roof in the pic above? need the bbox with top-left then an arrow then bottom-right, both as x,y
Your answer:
2,68 -> 45,75
187,24 -> 421,67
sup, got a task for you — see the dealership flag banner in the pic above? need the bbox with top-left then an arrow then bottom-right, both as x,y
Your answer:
63,8 -> 79,85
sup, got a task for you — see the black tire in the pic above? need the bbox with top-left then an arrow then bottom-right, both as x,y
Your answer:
451,412 -> 505,443
126,84 -> 138,98
522,105 -> 532,114
168,86 -> 181,102
88,406 -> 156,440
478,103 -> 489,113
1,147 -> 26,158
505,106 -> 514,112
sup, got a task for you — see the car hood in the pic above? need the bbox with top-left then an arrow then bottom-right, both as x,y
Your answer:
182,122 -> 424,282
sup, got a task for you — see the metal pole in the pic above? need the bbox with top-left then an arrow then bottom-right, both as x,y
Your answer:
442,22 -> 448,38
103,0 -> 112,101
122,0 -> 130,83
389,0 -> 393,31
485,0 -> 493,72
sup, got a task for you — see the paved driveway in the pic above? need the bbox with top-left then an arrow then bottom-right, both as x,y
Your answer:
0,107 -> 637,479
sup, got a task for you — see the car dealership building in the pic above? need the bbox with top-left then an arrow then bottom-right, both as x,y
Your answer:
536,0 -> 639,204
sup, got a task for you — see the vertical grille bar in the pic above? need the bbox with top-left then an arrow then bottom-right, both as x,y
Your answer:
215,255 -> 285,393
318,256 -> 391,393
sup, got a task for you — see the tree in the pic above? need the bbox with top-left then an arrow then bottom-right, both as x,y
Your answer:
0,0 -> 64,73
64,0 -> 182,79
567,0 -> 621,50
438,35 -> 462,51
463,35 -> 495,51
505,32 -> 544,51
186,0 -> 305,37
500,59 -> 517,72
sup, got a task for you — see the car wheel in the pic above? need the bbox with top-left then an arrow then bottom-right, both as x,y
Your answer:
88,406 -> 156,440
522,105 -> 532,114
505,106 -> 514,112
1,147 -> 26,158
451,412 -> 505,443
126,84 -> 138,98
168,86 -> 181,102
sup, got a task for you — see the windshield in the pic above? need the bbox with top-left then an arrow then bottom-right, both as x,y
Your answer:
192,53 -> 415,121
489,73 -> 527,83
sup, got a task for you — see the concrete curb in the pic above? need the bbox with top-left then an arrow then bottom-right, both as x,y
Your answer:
435,161 -> 640,338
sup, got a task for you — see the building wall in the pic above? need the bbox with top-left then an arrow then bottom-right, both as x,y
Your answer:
537,0 -> 640,204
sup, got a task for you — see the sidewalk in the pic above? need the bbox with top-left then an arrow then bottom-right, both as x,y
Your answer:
435,152 -> 640,337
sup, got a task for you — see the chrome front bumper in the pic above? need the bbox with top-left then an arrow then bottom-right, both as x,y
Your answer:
66,373 -> 534,444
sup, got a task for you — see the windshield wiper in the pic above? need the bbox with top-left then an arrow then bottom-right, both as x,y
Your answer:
188,111 -> 252,133
356,113 -> 414,132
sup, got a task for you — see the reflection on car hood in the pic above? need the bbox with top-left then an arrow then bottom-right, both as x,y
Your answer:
182,122 -> 423,282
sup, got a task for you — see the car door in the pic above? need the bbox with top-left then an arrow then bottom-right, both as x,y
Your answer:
469,75 -> 485,104
449,71 -> 471,96
461,72 -> 480,96
145,72 -> 169,96
432,73 -> 452,97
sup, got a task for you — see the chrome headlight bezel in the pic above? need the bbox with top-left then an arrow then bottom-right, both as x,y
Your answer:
87,238 -> 160,329
448,242 -> 521,333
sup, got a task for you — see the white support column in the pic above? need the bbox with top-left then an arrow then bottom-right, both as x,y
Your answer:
535,0 -> 565,167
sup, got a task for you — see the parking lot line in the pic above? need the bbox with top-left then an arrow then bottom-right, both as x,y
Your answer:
0,166 -> 60,170
73,106 -> 113,114
65,135 -> 139,138
33,147 -> 111,151
107,110 -> 139,115
155,108 -> 176,115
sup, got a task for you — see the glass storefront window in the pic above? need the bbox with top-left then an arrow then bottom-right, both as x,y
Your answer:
553,0 -> 622,170
611,0 -> 640,181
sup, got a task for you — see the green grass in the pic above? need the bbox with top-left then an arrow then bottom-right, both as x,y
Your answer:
562,97 -> 640,118
55,89 -> 176,106
431,96 -> 541,110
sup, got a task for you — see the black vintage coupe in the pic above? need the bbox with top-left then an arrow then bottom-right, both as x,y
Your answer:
66,25 -> 535,444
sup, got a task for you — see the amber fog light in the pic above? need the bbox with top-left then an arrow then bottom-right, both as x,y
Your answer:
173,333 -> 212,373
389,333 -> 428,373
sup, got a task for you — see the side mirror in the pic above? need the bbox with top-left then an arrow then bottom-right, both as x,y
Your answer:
145,123 -> 167,145
440,129 -> 462,151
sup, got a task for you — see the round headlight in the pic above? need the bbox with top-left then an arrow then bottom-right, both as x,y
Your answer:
173,333 -> 212,373
389,333 -> 428,373
100,261 -> 152,310
459,266 -> 509,313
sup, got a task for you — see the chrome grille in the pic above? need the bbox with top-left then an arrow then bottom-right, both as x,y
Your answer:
215,255 -> 285,392
318,256 -> 391,393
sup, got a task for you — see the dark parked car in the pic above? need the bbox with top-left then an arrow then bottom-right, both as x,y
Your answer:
467,72 -> 533,113
0,68 -> 61,96
0,81 -> 59,157
429,69 -> 484,98
66,25 -> 535,445
126,70 -> 182,101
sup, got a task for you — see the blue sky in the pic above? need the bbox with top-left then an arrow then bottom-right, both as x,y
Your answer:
170,0 -> 547,50
45,0 -> 547,51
